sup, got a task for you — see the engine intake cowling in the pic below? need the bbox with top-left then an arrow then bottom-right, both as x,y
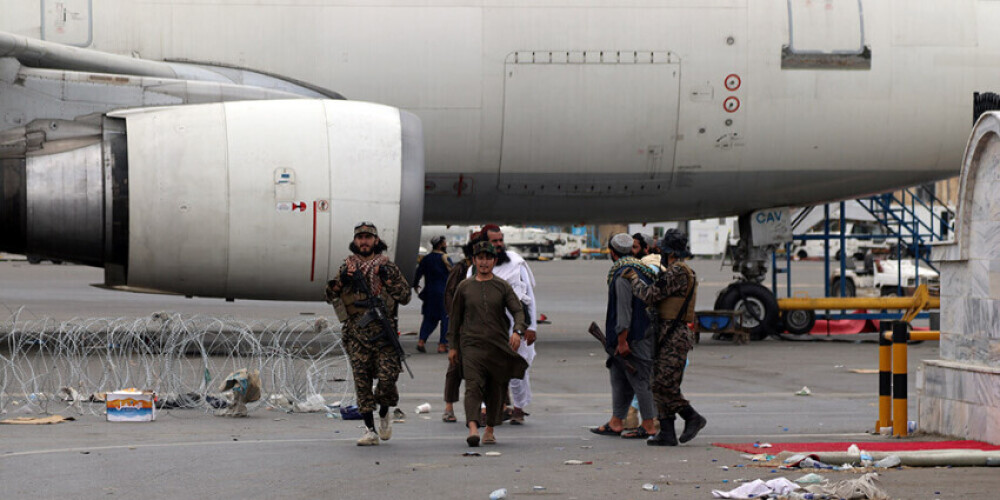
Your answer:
0,99 -> 424,301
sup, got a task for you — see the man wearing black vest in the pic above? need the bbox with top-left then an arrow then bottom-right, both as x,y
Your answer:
590,233 -> 657,439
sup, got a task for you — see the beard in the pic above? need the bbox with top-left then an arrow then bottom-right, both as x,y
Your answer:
349,241 -> 375,256
495,248 -> 511,266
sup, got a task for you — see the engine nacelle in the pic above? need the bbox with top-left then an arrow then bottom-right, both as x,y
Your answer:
0,100 -> 424,301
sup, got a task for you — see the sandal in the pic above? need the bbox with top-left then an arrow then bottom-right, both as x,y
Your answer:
589,422 -> 623,436
621,427 -> 651,439
416,340 -> 426,353
482,430 -> 496,445
467,434 -> 480,447
442,410 -> 457,423
437,344 -> 448,354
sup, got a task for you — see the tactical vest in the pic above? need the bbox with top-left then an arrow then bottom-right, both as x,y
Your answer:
656,262 -> 697,323
339,280 -> 395,318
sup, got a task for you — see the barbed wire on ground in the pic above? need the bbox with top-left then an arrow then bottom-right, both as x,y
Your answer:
0,308 -> 352,418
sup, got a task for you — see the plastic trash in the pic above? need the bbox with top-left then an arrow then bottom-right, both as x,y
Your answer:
874,455 -> 901,468
415,403 -> 431,414
794,473 -> 825,484
489,488 -> 508,500
799,457 -> 833,469
564,460 -> 593,465
339,405 -> 362,420
642,483 -> 660,492
485,451 -> 502,457
795,386 -> 812,396
783,454 -> 808,465
293,393 -> 327,413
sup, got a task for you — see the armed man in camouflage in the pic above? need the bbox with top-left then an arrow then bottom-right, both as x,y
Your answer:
624,229 -> 707,446
325,222 -> 412,446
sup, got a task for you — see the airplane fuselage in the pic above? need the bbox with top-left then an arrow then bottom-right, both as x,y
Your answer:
2,0 -> 985,224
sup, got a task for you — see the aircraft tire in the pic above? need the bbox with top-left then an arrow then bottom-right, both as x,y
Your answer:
715,283 -> 780,341
781,309 -> 816,335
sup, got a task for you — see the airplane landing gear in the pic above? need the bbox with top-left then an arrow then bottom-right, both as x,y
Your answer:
714,281 -> 779,340
718,213 -> 783,340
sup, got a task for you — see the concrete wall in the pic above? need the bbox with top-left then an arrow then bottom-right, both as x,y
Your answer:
919,113 -> 1000,444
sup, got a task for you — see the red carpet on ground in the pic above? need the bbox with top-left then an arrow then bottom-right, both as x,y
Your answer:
713,440 -> 1000,454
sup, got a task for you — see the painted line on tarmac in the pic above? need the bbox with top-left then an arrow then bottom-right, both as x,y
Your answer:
0,434 -> 606,458
0,431 -> 875,459
559,411 -> 869,417
403,392 -> 873,399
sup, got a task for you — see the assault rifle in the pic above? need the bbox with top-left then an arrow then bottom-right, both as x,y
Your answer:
588,322 -> 637,375
349,271 -> 414,379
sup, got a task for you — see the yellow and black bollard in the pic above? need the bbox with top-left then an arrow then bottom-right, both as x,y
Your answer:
877,321 -> 892,432
891,321 -> 908,437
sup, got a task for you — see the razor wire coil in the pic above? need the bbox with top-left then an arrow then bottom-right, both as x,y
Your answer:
0,309 -> 351,417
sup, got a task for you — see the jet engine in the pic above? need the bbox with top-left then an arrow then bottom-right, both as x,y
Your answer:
0,99 -> 424,301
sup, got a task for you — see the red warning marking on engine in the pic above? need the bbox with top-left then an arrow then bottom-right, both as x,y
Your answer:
276,202 -> 308,212
725,73 -> 741,91
723,96 -> 740,113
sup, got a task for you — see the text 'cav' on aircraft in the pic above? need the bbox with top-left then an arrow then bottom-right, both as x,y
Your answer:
0,1 -> 992,333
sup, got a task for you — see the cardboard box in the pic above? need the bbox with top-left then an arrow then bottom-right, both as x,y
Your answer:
106,390 -> 156,422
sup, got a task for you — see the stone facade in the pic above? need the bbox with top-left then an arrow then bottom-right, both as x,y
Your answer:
919,112 -> 1000,444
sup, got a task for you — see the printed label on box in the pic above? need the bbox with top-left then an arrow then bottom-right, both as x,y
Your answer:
107,391 -> 156,422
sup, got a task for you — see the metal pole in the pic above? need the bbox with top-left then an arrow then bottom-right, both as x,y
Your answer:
786,242 -> 792,297
771,249 -> 778,294
892,321 -> 908,437
877,321 -> 892,431
824,204 -> 830,297
839,201 -> 847,296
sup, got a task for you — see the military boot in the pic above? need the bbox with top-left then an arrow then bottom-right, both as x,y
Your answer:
678,406 -> 707,443
646,417 -> 678,446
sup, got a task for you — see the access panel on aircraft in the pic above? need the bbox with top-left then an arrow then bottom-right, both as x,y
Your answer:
498,51 -> 679,196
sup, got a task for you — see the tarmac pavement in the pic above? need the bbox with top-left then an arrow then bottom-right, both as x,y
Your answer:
0,258 -> 996,499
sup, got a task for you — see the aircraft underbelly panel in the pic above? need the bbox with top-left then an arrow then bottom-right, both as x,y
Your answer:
499,51 -> 679,192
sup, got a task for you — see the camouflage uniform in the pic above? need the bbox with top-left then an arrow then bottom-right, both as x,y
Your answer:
327,259 -> 411,413
629,261 -> 697,418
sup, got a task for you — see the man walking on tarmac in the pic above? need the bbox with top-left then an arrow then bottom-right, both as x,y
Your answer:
448,241 -> 529,446
468,224 -> 538,425
625,229 -> 707,446
325,222 -> 412,446
591,233 -> 658,439
414,235 -> 453,353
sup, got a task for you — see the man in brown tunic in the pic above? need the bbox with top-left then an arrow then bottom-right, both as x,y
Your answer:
448,240 -> 529,447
